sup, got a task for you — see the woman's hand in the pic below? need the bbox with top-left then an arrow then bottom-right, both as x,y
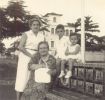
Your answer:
47,69 -> 56,76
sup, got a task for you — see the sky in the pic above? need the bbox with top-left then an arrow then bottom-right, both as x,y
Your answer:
0,0 -> 105,37
0,0 -> 105,48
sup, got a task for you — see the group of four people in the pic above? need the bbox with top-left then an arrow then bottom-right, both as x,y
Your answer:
15,16 -> 81,100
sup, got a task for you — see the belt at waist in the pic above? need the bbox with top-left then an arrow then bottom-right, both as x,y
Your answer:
25,48 -> 38,51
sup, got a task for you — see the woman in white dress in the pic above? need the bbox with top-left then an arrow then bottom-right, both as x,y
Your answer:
15,16 -> 45,100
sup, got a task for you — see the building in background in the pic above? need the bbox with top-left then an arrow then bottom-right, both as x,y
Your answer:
43,12 -> 75,50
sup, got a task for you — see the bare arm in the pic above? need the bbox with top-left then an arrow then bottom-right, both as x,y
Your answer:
47,57 -> 57,76
69,45 -> 80,55
18,33 -> 33,58
65,45 -> 80,55
29,64 -> 44,70
28,56 -> 44,71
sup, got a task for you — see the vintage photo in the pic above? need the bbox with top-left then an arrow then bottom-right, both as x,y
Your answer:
85,68 -> 93,81
95,69 -> 104,82
77,80 -> 85,92
0,0 -> 105,100
85,82 -> 94,95
94,83 -> 103,97
70,79 -> 77,90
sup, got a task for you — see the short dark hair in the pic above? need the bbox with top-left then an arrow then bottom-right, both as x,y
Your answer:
28,16 -> 42,28
38,41 -> 49,50
70,33 -> 78,38
55,24 -> 65,30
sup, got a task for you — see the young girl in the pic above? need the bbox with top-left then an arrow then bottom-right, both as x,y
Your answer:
59,33 -> 81,86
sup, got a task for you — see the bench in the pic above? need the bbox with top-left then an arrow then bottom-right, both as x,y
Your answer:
55,63 -> 105,98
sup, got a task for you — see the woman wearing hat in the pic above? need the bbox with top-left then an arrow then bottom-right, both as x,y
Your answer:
15,16 -> 45,100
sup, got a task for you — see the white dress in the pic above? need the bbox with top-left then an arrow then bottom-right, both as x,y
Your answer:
65,44 -> 81,61
15,30 -> 45,92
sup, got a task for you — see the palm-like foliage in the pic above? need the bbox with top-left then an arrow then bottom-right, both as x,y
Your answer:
85,16 -> 100,33
67,18 -> 81,33
68,16 -> 101,51
6,0 -> 26,21
67,16 -> 100,33
6,0 -> 27,36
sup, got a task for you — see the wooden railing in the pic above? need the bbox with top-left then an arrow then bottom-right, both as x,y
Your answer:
56,63 -> 105,97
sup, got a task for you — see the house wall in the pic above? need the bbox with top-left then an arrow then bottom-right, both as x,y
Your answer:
44,14 -> 75,35
46,15 -> 62,26
44,14 -> 75,50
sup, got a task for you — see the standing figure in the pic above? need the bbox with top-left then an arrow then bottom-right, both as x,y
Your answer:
15,16 -> 45,100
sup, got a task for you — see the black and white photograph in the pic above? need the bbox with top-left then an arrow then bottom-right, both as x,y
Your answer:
0,0 -> 105,100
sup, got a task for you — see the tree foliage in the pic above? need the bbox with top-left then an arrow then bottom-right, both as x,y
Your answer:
67,16 -> 102,51
0,40 -> 5,54
0,0 -> 49,38
68,16 -> 100,33
6,0 -> 26,21
6,0 -> 28,36
0,8 -> 9,38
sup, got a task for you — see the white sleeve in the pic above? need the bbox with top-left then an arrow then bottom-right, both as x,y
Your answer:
64,37 -> 70,50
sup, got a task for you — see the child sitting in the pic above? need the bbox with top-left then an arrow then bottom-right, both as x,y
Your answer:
59,33 -> 81,86
54,24 -> 69,84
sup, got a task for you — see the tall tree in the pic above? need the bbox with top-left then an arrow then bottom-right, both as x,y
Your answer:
67,16 -> 100,51
0,8 -> 9,38
67,16 -> 100,34
67,18 -> 81,33
7,0 -> 26,21
6,0 -> 27,36
85,16 -> 100,33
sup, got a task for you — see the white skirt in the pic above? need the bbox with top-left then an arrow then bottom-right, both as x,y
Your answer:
15,50 -> 36,92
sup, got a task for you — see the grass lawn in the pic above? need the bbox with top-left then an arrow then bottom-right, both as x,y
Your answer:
0,58 -> 17,100
0,85 -> 16,100
0,58 -> 17,80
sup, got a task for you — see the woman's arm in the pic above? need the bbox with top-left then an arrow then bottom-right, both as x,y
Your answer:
18,33 -> 33,58
47,56 -> 57,76
29,64 -> 44,70
28,55 -> 44,71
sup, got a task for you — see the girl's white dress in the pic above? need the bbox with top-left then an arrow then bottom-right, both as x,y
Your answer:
15,30 -> 45,92
65,44 -> 81,61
